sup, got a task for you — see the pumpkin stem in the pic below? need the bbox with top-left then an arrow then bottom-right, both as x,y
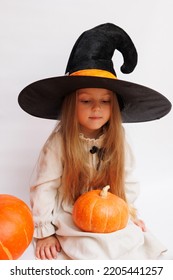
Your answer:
100,185 -> 110,198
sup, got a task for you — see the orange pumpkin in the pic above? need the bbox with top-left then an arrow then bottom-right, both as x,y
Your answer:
0,194 -> 34,260
72,185 -> 129,233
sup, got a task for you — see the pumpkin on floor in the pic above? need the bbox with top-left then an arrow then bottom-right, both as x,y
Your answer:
0,194 -> 34,260
72,185 -> 129,233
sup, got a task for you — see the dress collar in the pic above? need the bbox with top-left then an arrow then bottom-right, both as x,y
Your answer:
79,133 -> 105,147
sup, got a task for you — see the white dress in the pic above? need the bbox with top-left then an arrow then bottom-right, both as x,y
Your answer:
30,131 -> 167,259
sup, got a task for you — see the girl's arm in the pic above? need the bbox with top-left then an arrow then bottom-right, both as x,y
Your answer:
30,178 -> 61,238
30,132 -> 63,245
124,139 -> 147,232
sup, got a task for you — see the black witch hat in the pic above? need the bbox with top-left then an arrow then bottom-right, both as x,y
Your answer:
18,23 -> 171,122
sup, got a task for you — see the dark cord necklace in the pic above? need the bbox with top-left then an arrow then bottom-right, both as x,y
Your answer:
90,146 -> 105,170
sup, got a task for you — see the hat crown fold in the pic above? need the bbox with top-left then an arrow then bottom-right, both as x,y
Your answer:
65,23 -> 138,76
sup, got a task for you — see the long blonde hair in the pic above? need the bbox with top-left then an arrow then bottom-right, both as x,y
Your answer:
53,90 -> 127,205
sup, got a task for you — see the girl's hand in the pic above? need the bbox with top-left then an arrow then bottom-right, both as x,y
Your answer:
133,219 -> 147,232
35,235 -> 61,260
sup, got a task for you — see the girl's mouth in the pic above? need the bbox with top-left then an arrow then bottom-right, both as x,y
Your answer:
89,116 -> 102,120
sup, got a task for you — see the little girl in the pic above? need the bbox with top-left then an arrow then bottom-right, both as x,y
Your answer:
18,23 -> 171,260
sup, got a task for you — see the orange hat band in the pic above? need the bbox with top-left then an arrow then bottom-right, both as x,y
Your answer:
69,69 -> 117,79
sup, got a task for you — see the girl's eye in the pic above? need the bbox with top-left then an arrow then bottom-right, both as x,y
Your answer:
79,99 -> 110,104
101,100 -> 110,103
80,100 -> 91,103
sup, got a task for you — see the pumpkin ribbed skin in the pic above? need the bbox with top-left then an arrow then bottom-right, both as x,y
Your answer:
0,194 -> 34,260
72,187 -> 129,233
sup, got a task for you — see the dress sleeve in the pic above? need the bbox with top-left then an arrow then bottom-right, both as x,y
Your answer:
30,132 -> 63,238
124,141 -> 140,205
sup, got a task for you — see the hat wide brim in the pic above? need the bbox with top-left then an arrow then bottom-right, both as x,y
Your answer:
18,76 -> 171,123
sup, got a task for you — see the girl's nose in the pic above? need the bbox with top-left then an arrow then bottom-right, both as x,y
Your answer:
92,101 -> 101,111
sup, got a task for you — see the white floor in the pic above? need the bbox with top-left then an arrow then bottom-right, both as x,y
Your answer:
19,244 -> 35,260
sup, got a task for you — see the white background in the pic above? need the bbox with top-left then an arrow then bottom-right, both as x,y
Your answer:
0,0 -> 173,260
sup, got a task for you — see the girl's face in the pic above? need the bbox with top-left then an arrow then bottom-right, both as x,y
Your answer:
77,88 -> 112,138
